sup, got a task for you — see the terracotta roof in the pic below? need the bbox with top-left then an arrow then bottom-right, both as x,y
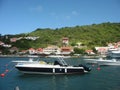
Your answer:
36,48 -> 43,51
10,47 -> 19,51
29,48 -> 35,50
61,46 -> 71,49
86,50 -> 93,52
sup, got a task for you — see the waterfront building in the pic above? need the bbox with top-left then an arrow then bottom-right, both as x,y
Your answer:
85,50 -> 95,55
61,46 -> 73,55
43,45 -> 61,55
95,47 -> 108,55
36,48 -> 43,54
28,48 -> 36,55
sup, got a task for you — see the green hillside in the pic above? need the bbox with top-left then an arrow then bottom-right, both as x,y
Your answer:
27,22 -> 120,49
1,22 -> 120,51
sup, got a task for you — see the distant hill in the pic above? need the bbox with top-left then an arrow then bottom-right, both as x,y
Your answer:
1,22 -> 120,50
27,22 -> 120,49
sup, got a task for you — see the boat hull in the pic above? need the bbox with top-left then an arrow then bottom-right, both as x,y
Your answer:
108,50 -> 120,58
15,66 -> 86,74
13,58 -> 91,75
84,59 -> 98,64
97,60 -> 120,66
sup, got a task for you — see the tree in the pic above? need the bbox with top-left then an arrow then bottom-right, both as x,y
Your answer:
74,48 -> 85,54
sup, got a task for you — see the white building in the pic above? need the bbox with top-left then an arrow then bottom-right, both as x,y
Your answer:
43,46 -> 61,55
95,47 -> 108,55
28,48 -> 36,54
61,46 -> 73,55
24,36 -> 39,40
62,37 -> 69,46
2,44 -> 12,48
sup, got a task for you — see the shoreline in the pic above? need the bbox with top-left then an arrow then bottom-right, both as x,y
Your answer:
0,55 -> 39,58
0,54 -> 101,58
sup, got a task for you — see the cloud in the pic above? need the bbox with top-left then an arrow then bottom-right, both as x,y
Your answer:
72,11 -> 79,15
29,5 -> 43,12
66,15 -> 71,19
64,11 -> 79,20
49,11 -> 78,21
50,12 -> 59,19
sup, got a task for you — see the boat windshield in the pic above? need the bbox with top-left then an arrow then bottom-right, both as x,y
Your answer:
57,57 -> 67,66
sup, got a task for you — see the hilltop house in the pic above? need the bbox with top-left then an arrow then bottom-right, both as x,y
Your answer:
24,36 -> 39,40
10,37 -> 23,42
9,47 -> 19,54
62,37 -> 69,46
2,44 -> 11,48
10,38 -> 17,42
0,41 -> 11,48
0,41 -> 4,46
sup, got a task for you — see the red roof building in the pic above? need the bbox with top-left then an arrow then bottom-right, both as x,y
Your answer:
10,38 -> 17,42
85,50 -> 95,55
61,46 -> 73,55
62,37 -> 69,46
28,48 -> 36,54
0,41 -> 4,46
36,48 -> 43,54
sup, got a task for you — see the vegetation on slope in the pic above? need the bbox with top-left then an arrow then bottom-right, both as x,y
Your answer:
27,22 -> 120,49
1,22 -> 120,50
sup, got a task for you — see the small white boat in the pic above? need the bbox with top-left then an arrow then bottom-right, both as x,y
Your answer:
107,47 -> 120,58
84,58 -> 98,64
97,58 -> 120,66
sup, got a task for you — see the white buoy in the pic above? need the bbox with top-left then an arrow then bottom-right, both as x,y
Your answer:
15,86 -> 20,90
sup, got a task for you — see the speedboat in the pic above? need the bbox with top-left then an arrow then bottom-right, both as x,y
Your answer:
12,57 -> 91,74
107,47 -> 120,58
84,58 -> 98,64
97,58 -> 120,66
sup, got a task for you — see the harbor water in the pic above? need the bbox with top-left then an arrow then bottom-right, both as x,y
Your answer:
0,57 -> 120,90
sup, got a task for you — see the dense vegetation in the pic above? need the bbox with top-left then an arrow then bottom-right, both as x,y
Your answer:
1,22 -> 120,50
28,22 -> 120,49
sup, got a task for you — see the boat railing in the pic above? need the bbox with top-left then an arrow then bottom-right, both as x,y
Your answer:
57,57 -> 68,66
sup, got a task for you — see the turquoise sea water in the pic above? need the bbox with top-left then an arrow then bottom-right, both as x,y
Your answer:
0,57 -> 120,90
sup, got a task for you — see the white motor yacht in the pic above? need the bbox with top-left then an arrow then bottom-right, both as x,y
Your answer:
12,57 -> 91,74
97,58 -> 120,66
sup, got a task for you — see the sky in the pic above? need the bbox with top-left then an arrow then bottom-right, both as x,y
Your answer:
0,0 -> 120,35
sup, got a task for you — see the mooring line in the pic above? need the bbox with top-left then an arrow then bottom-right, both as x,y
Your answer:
0,61 -> 16,77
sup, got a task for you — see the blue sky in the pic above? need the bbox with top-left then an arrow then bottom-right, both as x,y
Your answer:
0,0 -> 120,35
